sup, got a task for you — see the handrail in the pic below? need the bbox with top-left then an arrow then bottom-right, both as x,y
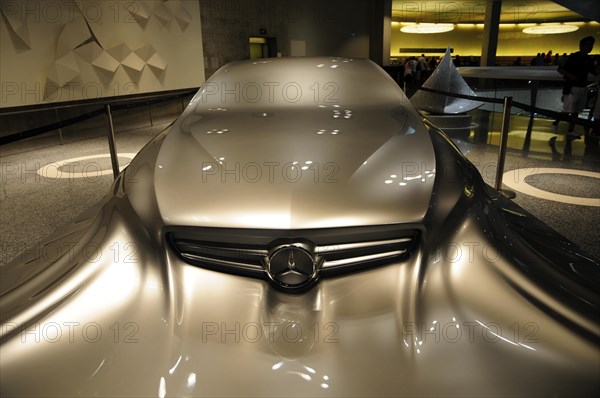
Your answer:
417,86 -> 504,104
0,88 -> 198,179
0,108 -> 105,145
0,87 -> 199,115
416,86 -> 597,129
0,88 -> 197,146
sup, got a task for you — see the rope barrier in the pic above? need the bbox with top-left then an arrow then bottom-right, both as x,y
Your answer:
415,86 -> 598,129
0,89 -> 197,146
0,108 -> 105,145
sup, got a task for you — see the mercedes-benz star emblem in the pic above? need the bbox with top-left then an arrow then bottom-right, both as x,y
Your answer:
265,245 -> 318,289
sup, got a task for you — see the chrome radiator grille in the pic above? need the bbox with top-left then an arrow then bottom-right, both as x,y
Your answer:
167,225 -> 419,288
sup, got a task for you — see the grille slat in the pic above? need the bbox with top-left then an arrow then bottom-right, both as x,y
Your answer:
317,236 -> 413,271
172,239 -> 267,275
321,249 -> 408,269
315,237 -> 413,253
176,240 -> 268,262
180,253 -> 264,272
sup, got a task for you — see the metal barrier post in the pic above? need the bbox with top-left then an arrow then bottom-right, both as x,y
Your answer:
495,96 -> 516,198
148,99 -> 154,127
54,108 -> 64,144
522,80 -> 539,153
105,104 -> 120,179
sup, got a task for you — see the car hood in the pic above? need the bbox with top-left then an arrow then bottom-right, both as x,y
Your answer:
147,58 -> 435,229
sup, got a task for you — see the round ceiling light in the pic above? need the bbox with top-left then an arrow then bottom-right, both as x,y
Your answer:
522,24 -> 579,34
400,23 -> 454,34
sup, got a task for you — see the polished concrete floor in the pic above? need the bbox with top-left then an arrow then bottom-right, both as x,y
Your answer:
455,136 -> 599,261
1,117 -> 599,266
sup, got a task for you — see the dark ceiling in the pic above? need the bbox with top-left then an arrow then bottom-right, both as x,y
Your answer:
552,0 -> 600,22
391,0 -> 600,23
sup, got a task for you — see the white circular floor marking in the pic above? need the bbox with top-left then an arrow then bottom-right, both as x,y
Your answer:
502,167 -> 600,207
37,153 -> 137,179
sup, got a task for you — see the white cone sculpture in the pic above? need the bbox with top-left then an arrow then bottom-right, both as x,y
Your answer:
410,48 -> 483,114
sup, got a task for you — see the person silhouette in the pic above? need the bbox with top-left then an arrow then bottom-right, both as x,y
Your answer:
549,36 -> 600,158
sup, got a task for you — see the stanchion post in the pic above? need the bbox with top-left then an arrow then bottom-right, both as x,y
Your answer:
54,108 -> 64,145
495,96 -> 516,198
105,104 -> 120,179
522,80 -> 538,153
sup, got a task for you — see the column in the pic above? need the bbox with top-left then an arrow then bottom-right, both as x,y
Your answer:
480,0 -> 501,66
369,0 -> 391,66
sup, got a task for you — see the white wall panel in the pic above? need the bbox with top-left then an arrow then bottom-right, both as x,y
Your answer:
0,0 -> 205,108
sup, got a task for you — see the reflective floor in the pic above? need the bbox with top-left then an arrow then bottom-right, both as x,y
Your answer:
0,116 -> 598,266
455,131 -> 599,261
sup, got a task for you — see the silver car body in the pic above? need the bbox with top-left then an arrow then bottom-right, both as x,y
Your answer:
1,57 -> 598,397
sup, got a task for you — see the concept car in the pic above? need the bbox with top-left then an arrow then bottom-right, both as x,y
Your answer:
1,57 -> 598,397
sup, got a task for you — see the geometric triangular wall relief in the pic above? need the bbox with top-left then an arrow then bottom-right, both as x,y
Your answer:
134,43 -> 156,62
153,1 -> 172,26
129,1 -> 152,26
164,0 -> 190,31
47,52 -> 80,87
56,50 -> 80,72
164,0 -> 182,14
121,52 -> 146,73
0,8 -> 31,50
13,23 -> 32,49
174,6 -> 191,31
107,42 -> 131,63
74,41 -> 104,63
91,51 -> 120,74
56,16 -> 92,58
147,52 -> 168,74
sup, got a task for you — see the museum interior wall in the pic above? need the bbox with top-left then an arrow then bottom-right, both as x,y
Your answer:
0,0 -> 205,139
0,0 -> 205,108
200,0 -> 371,77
